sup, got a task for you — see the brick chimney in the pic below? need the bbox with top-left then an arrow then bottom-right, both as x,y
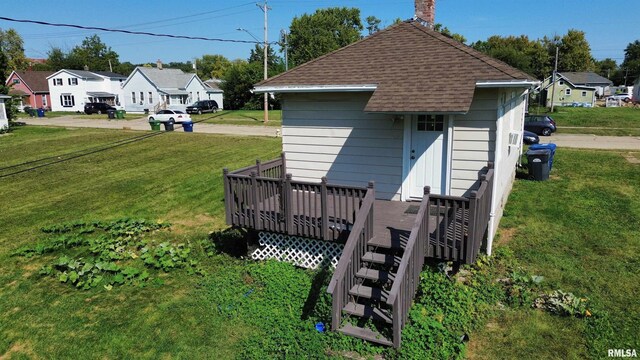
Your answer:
415,0 -> 435,28
157,59 -> 163,70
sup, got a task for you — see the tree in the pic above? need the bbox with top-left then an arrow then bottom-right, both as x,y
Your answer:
287,7 -> 363,67
196,54 -> 231,80
248,44 -> 282,70
472,35 -> 550,79
167,61 -> 194,73
366,16 -> 381,35
553,29 -> 594,72
66,35 -> 120,71
594,58 -> 618,79
0,50 -> 18,122
621,40 -> 640,85
46,47 -> 67,71
0,28 -> 28,71
433,23 -> 466,44
220,60 -> 264,110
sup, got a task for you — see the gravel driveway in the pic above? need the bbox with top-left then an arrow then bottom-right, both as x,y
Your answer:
20,116 -> 278,137
542,134 -> 640,150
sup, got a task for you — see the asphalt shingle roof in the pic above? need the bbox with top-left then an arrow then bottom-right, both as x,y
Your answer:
560,72 -> 612,86
14,71 -> 54,93
257,21 -> 536,113
136,67 -> 194,89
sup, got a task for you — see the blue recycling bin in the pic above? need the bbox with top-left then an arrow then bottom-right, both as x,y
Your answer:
529,143 -> 556,170
37,108 -> 45,117
182,121 -> 194,132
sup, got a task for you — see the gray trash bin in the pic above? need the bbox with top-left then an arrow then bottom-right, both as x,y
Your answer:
163,121 -> 175,131
526,149 -> 551,181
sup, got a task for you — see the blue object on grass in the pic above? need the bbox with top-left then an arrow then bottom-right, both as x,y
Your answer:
315,322 -> 325,333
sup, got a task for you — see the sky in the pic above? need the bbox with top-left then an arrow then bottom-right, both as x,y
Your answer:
1,0 -> 638,68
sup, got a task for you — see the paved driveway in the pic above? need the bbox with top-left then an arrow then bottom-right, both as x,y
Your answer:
20,116 -> 278,137
542,134 -> 640,150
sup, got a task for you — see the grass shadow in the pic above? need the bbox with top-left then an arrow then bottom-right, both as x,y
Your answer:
208,228 -> 251,258
301,266 -> 332,321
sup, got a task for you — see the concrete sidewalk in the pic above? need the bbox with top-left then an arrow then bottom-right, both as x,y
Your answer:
542,134 -> 640,150
20,116 -> 278,137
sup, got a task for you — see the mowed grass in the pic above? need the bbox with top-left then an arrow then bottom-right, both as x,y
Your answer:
0,126 -> 282,358
469,149 -> 640,359
529,106 -> 640,129
192,109 -> 282,127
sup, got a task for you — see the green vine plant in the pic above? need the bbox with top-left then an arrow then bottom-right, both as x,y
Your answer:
14,218 -> 205,290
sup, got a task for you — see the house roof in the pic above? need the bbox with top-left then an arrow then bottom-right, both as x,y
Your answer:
204,79 -> 222,91
256,20 -> 537,113
47,69 -> 126,80
133,67 -> 195,90
10,71 -> 54,93
559,72 -> 612,86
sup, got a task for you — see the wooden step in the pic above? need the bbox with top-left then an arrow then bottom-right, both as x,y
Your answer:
356,268 -> 395,282
337,323 -> 393,347
367,235 -> 406,250
349,284 -> 389,302
362,251 -> 401,267
343,302 -> 393,324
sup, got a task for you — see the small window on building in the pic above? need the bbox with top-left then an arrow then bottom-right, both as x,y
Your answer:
559,80 -> 564,86
53,78 -> 63,86
148,92 -> 153,104
131,92 -> 136,103
12,79 -> 20,84
582,91 -> 587,97
61,94 -> 75,107
417,115 -> 445,132
565,88 -> 572,96
42,95 -> 47,107
68,78 -> 78,85
140,92 -> 144,103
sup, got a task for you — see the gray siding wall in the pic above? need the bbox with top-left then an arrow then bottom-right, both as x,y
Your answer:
282,92 -> 403,200
450,88 -> 498,196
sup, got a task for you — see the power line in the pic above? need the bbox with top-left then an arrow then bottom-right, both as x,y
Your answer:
0,16 -> 262,45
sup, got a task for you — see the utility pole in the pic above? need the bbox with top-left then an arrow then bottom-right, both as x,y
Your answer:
257,0 -> 271,124
281,29 -> 289,71
108,59 -> 113,72
550,47 -> 559,112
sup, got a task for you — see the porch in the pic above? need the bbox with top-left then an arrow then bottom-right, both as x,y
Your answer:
222,154 -> 494,347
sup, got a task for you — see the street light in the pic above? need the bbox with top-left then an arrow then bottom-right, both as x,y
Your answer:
237,28 -> 260,42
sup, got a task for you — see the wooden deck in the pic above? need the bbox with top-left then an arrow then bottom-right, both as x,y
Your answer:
369,200 -> 416,249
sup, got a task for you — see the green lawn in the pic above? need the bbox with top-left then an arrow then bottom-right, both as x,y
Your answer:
192,110 -> 282,127
528,106 -> 640,130
469,149 -> 640,359
2,126 -> 638,359
20,111 -> 144,120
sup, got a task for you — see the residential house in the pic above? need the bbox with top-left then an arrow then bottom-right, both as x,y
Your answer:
120,62 -> 223,113
203,79 -> 224,108
0,95 -> 10,130
633,77 -> 640,103
47,70 -> 127,112
223,0 -> 538,347
541,72 -> 613,107
5,71 -> 54,111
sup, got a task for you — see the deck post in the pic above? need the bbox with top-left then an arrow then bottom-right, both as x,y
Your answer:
280,152 -> 287,179
466,190 -> 479,264
251,171 -> 261,230
255,159 -> 262,177
284,173 -> 294,235
321,177 -> 329,240
223,168 -> 231,225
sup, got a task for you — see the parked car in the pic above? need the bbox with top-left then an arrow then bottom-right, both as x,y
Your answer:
524,114 -> 556,136
607,93 -> 631,102
148,109 -> 191,123
84,102 -> 116,115
522,130 -> 539,145
185,100 -> 218,114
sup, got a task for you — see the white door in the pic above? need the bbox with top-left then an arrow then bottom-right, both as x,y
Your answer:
409,115 -> 447,197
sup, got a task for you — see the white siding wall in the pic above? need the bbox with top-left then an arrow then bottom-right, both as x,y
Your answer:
282,92 -> 403,200
450,88 -> 498,196
0,100 -> 8,129
48,72 -> 89,112
206,92 -> 224,109
121,71 -> 161,113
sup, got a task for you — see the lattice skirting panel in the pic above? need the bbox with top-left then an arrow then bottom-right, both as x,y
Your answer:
251,232 -> 344,269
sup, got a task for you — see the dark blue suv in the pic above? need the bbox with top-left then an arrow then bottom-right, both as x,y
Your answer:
524,114 -> 557,136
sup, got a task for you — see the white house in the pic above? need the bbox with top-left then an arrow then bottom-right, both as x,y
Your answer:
634,77 -> 640,103
47,70 -> 127,112
120,63 -> 223,113
0,94 -> 10,130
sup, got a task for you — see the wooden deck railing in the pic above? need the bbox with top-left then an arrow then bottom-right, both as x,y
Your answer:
326,183 -> 376,330
223,155 -> 368,242
387,186 -> 430,348
386,163 -> 494,347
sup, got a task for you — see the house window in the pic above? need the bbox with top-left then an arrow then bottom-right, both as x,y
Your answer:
53,78 -> 63,86
131,92 -> 136,103
148,92 -> 153,104
68,78 -> 78,85
42,95 -> 47,107
417,115 -> 444,132
61,94 -> 75,107
565,88 -> 571,96
12,79 -> 20,84
559,80 -> 564,86
140,92 -> 144,103
197,92 -> 200,101
582,91 -> 587,97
